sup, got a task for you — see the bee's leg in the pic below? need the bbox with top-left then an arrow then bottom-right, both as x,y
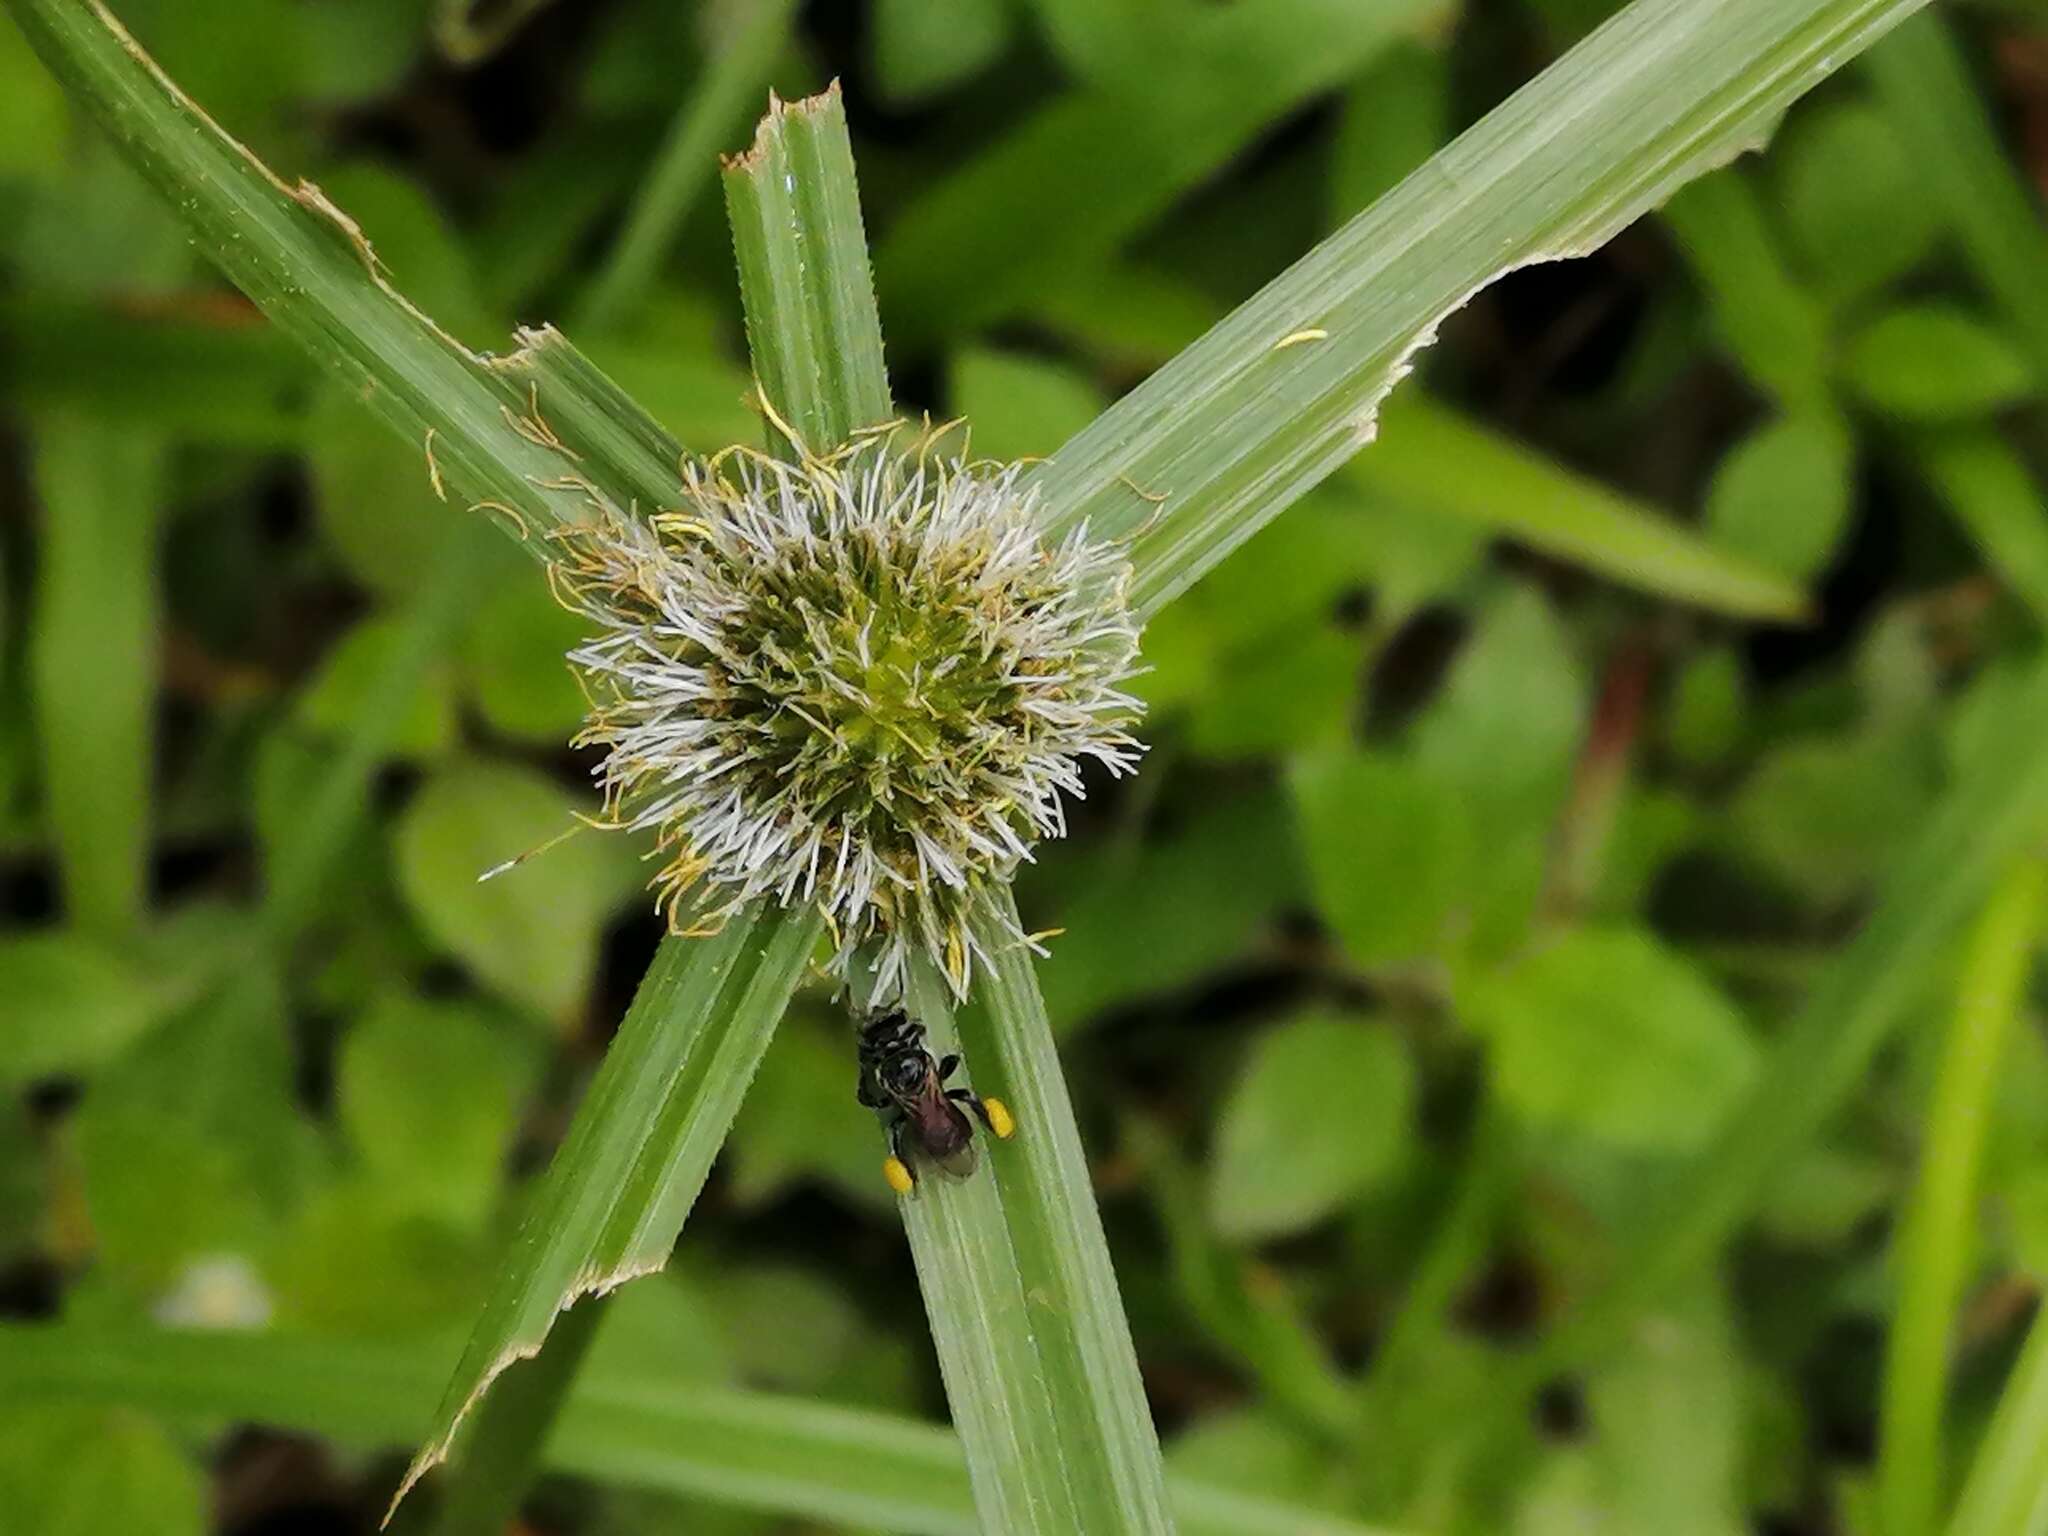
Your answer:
936,1053 -> 960,1082
856,1070 -> 883,1109
882,1115 -> 917,1194
948,1088 -> 1016,1141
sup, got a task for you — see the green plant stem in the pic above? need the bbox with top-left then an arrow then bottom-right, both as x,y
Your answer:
1025,0 -> 1933,616
28,413 -> 161,938
576,0 -> 798,331
1128,1113 -> 1357,1442
401,906 -> 824,1514
1352,1101 -> 1514,1515
1877,859 -> 2048,1536
1366,1101 -> 1512,1398
1945,1302 -> 2048,1536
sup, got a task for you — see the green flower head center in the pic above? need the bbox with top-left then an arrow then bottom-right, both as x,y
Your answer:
718,525 -> 1053,857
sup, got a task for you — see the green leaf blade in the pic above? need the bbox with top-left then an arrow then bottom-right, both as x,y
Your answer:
1209,1012 -> 1414,1241
1945,1305 -> 2048,1536
28,414 -> 161,937
1462,928 -> 1758,1154
1356,395 -> 1809,621
0,1324 -> 1405,1536
719,77 -> 1181,1536
889,968 -> 1090,1534
1841,304 -> 2034,420
1878,861 -> 2048,1536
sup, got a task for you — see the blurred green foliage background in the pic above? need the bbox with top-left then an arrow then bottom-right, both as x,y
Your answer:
5,0 -> 2048,1532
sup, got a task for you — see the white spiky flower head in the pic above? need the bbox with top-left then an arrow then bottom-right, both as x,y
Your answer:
549,423 -> 1145,999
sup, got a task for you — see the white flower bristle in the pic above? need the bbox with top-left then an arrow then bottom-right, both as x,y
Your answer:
551,425 -> 1144,998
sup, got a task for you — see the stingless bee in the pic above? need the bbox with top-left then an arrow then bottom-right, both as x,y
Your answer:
855,1009 -> 1014,1194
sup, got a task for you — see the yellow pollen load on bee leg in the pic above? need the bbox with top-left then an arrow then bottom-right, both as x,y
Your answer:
984,1098 -> 1016,1140
883,1156 -> 915,1195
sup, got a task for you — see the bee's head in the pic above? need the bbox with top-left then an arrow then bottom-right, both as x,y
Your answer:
881,1048 -> 930,1101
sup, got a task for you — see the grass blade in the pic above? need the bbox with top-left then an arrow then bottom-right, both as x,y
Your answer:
1024,0 -> 1933,615
720,84 -> 893,453
1354,395 -> 1806,621
27,414 -> 160,937
1877,860 -> 2047,1536
575,0 -> 799,331
1514,652 -> 2048,1395
845,888 -> 1184,1536
1660,169 -> 1834,412
1945,1305 -> 2048,1536
0,1324 -> 1404,1536
395,906 -> 825,1508
412,89 -> 894,1513
716,78 -> 1081,1525
1865,12 -> 2048,379
1127,1113 -> 1358,1442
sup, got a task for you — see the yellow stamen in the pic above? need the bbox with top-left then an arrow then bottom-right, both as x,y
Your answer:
883,1156 -> 915,1195
984,1097 -> 1016,1140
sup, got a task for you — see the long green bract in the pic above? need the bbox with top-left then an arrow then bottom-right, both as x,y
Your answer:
1025,0 -> 1934,616
394,908 -> 824,1507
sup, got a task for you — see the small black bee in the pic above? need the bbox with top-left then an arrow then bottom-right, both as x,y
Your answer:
856,1009 -> 1014,1193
